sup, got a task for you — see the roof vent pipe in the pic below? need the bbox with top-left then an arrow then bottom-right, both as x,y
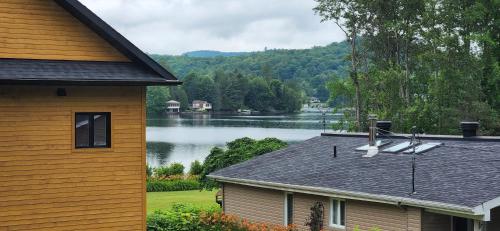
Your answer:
460,122 -> 479,138
364,115 -> 379,157
376,121 -> 392,135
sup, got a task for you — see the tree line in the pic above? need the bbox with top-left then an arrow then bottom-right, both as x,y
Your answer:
147,70 -> 304,114
315,0 -> 500,135
150,41 -> 349,102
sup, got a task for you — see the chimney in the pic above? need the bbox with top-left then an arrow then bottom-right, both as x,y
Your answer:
376,121 -> 392,135
368,115 -> 377,146
364,115 -> 379,157
460,122 -> 479,138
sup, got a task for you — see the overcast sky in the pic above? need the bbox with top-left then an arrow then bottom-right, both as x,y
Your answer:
80,0 -> 344,55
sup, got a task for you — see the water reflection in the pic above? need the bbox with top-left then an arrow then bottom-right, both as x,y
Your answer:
146,112 -> 340,169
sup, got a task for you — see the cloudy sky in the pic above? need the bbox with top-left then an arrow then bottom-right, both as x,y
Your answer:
80,0 -> 344,55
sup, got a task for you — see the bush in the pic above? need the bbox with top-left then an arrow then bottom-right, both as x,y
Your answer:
154,163 -> 185,178
146,165 -> 153,179
146,179 -> 200,192
200,137 -> 287,190
305,202 -> 324,231
189,160 -> 203,175
147,203 -> 296,231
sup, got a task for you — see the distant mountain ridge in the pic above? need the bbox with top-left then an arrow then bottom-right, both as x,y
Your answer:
182,50 -> 250,58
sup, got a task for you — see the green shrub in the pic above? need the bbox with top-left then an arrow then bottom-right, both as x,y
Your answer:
147,203 -> 295,231
189,160 -> 203,175
154,163 -> 185,178
168,163 -> 185,175
146,179 -> 200,192
200,137 -> 287,190
146,165 -> 153,179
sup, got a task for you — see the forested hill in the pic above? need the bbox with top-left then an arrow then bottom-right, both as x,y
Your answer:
150,41 -> 349,101
182,50 -> 249,58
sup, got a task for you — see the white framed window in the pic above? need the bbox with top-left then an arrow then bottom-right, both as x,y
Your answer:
330,198 -> 346,229
284,192 -> 293,226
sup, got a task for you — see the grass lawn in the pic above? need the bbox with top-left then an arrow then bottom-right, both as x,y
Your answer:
147,190 -> 219,214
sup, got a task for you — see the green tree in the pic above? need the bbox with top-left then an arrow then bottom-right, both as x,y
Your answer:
169,86 -> 189,111
216,71 -> 249,111
314,0 -> 370,130
182,73 -> 217,106
319,0 -> 500,135
200,137 -> 287,190
189,160 -> 203,176
146,86 -> 170,114
245,77 -> 274,112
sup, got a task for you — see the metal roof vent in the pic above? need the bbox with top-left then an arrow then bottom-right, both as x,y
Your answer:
376,121 -> 392,135
460,122 -> 479,138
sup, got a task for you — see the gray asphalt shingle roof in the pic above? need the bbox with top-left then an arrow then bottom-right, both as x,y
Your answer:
0,59 -> 171,85
211,134 -> 500,208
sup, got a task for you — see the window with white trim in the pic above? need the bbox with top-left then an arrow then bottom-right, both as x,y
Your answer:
330,198 -> 346,228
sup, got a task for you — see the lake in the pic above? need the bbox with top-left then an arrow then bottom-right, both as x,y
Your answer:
146,111 -> 340,169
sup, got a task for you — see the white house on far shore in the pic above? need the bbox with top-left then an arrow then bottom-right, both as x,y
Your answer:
166,100 -> 181,113
192,100 -> 212,112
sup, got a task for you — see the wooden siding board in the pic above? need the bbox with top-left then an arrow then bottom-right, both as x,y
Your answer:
0,86 -> 145,230
0,0 -> 128,61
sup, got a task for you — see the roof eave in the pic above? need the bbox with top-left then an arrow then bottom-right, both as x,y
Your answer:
209,175 -> 485,219
54,0 -> 179,82
0,79 -> 182,86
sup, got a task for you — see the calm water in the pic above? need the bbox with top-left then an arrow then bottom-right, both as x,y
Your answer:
146,111 -> 340,169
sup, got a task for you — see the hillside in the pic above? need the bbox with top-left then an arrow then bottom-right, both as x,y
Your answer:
182,50 -> 249,58
150,41 -> 349,101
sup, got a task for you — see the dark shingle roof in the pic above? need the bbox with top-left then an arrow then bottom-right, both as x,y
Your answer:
0,59 -> 172,85
210,134 -> 500,208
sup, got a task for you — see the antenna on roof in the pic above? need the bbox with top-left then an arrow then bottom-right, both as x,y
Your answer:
320,108 -> 329,133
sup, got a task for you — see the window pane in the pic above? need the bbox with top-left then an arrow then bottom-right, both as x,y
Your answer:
332,200 -> 338,225
287,194 -> 293,225
75,114 -> 90,148
340,201 -> 346,226
93,114 -> 107,147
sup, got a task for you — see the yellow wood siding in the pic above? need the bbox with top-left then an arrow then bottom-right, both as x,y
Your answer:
0,86 -> 146,230
0,0 -> 129,62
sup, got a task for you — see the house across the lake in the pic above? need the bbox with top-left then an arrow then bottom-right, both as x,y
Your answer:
0,0 -> 179,230
192,100 -> 212,112
166,100 -> 181,113
209,119 -> 500,231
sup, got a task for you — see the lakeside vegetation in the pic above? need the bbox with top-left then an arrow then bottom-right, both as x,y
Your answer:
315,0 -> 500,135
152,41 -> 349,102
146,137 -> 291,230
146,137 -> 287,192
147,71 -> 305,114
146,41 -> 351,115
